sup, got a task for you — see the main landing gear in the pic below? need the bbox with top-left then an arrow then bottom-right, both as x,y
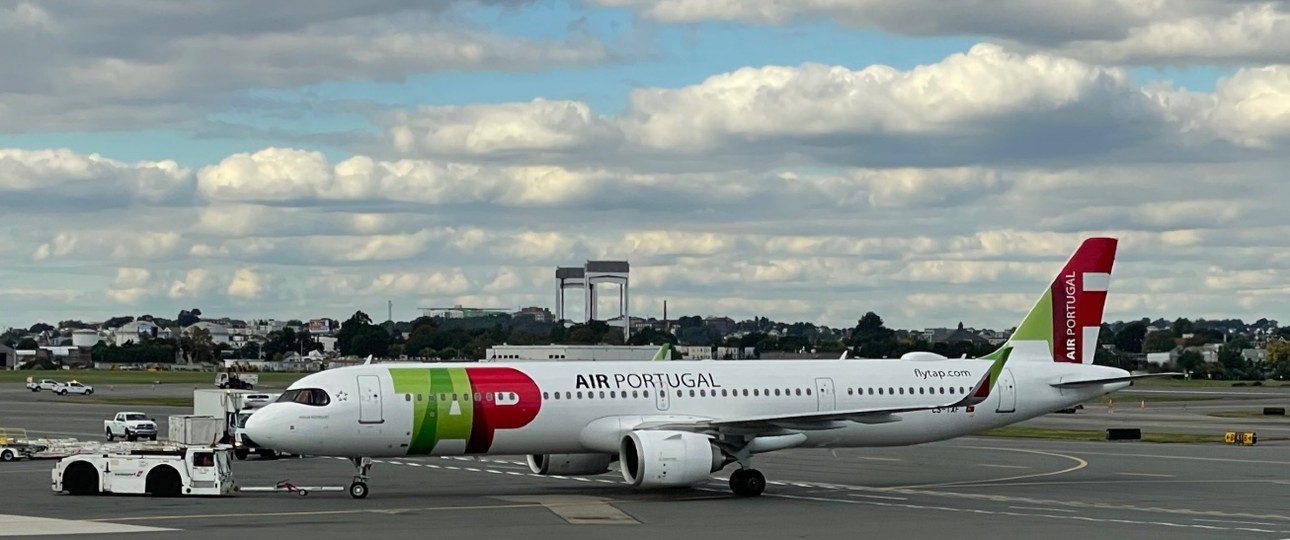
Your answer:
728,468 -> 766,497
349,457 -> 371,499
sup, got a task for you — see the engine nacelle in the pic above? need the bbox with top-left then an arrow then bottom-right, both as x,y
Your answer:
526,453 -> 614,476
620,430 -> 726,488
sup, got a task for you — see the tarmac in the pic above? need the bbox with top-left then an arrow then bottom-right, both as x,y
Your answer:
4,380 -> 1290,539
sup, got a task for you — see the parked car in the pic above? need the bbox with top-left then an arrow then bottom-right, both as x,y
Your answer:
25,378 -> 60,392
53,381 -> 94,396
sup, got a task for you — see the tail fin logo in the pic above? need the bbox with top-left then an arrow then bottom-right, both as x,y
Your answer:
994,237 -> 1117,364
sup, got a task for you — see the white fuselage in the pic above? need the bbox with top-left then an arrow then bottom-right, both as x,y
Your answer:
245,358 -> 1129,458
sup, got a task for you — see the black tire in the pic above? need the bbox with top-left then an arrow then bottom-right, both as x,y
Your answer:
126,430 -> 136,442
349,482 -> 368,499
730,468 -> 766,497
146,466 -> 182,497
1,449 -> 16,462
235,448 -> 249,460
63,462 -> 99,495
86,389 -> 92,395
148,435 -> 157,441
59,390 -> 67,395
259,449 -> 278,460
106,428 -> 114,441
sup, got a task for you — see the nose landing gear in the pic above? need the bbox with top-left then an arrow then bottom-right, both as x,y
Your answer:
349,456 -> 372,499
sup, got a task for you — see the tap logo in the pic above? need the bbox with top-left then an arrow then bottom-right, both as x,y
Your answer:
390,366 -> 541,454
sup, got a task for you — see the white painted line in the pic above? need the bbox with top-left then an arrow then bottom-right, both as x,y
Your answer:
0,514 -> 176,536
848,493 -> 908,501
1194,518 -> 1279,526
1010,506 -> 1077,513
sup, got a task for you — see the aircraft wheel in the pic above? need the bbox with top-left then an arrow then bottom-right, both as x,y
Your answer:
729,468 -> 766,497
349,481 -> 368,499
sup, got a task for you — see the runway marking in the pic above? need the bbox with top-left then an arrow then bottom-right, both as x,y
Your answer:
1116,472 -> 1175,478
495,495 -> 639,525
1,513 -> 176,536
902,447 -> 1086,488
1195,518 -> 1280,526
97,502 -> 562,522
848,493 -> 908,501
1010,506 -> 1077,513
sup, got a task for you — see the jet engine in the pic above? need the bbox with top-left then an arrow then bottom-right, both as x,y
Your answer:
526,453 -> 614,475
620,430 -> 727,488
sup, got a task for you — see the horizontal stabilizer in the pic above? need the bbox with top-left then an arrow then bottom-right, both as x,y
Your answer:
1050,372 -> 1182,388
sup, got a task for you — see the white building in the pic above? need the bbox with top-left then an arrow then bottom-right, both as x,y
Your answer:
111,321 -> 159,346
184,322 -> 233,345
71,329 -> 102,348
485,345 -> 665,361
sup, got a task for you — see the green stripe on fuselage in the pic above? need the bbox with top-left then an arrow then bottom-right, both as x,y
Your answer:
390,367 -> 475,454
437,368 -> 473,445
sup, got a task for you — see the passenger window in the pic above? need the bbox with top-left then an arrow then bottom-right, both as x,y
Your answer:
610,391 -> 616,398
577,391 -> 583,399
643,390 -> 650,398
774,389 -> 781,396
554,392 -> 561,400
405,394 -> 411,402
898,388 -> 904,395
806,389 -> 812,396
689,390 -> 696,397
474,392 -> 481,402
878,388 -> 884,395
848,388 -> 854,395
919,388 -> 925,395
677,390 -> 683,397
599,391 -> 605,399
632,391 -> 638,398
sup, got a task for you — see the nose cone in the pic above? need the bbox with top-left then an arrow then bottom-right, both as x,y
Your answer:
242,408 -> 277,449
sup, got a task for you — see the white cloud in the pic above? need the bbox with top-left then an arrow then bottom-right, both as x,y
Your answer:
596,0 -> 1290,65
1,2 -> 609,131
363,270 -> 474,296
381,44 -> 1290,169
168,269 -> 213,300
0,148 -> 193,209
227,268 -> 265,299
108,267 -> 152,303
388,99 -> 623,157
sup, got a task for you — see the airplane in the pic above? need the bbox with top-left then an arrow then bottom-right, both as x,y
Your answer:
245,236 -> 1162,499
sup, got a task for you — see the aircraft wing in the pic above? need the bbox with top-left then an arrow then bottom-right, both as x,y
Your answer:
640,347 -> 1012,434
1050,372 -> 1182,388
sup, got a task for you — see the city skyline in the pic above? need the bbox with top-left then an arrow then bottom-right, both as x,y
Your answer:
3,1 -> 1289,331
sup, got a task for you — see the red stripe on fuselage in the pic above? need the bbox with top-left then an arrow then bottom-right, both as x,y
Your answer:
463,367 -> 542,453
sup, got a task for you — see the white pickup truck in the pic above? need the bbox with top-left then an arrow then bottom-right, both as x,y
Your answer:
104,412 -> 159,441
52,381 -> 93,395
24,378 -> 59,392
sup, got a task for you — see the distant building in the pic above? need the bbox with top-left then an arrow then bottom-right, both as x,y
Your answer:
111,320 -> 160,346
1,344 -> 16,370
676,345 -> 713,360
184,322 -> 233,345
1242,348 -> 1268,363
513,307 -> 555,324
485,345 -> 665,361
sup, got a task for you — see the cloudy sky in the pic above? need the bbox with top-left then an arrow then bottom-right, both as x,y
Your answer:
3,0 -> 1289,331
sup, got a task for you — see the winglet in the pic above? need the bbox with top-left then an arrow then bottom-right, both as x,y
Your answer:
839,350 -> 849,360
958,346 -> 1012,407
363,354 -> 373,365
652,343 -> 671,361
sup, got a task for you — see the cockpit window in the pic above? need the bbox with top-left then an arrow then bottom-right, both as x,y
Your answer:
276,388 -> 331,406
